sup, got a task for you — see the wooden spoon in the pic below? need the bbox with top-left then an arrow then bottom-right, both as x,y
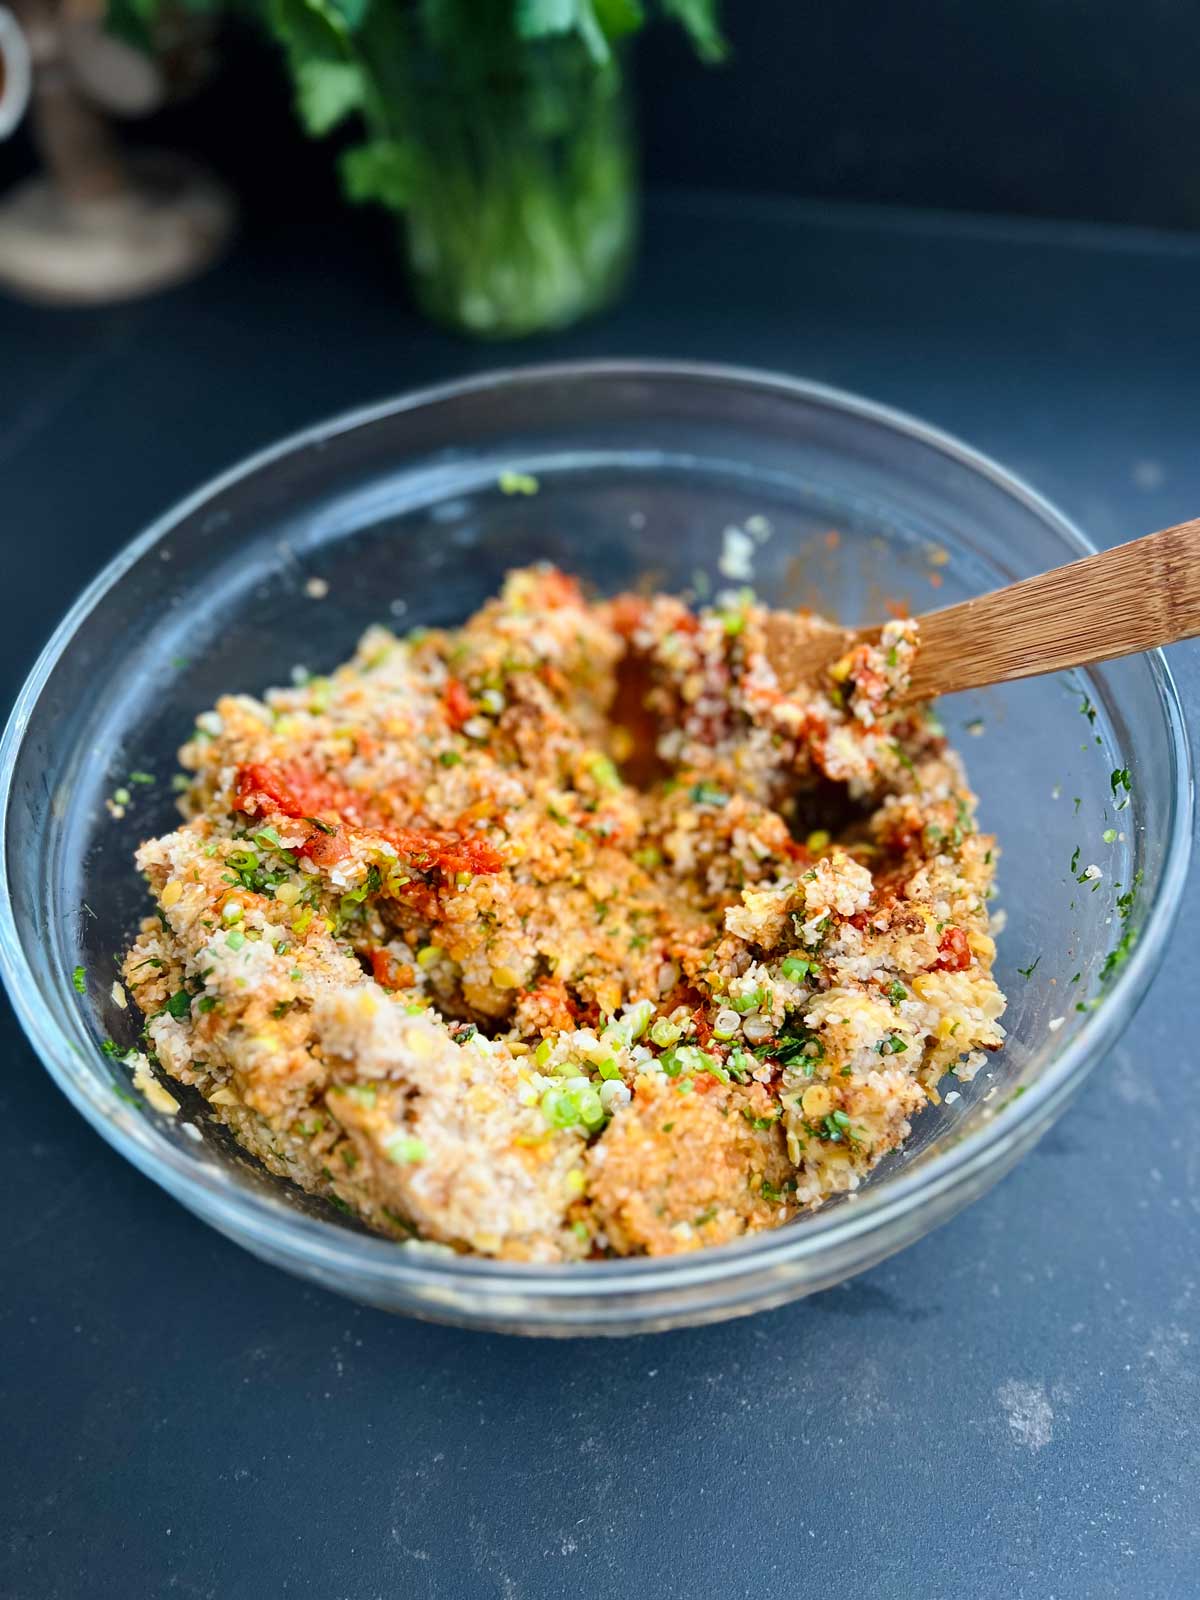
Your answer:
763,516 -> 1200,703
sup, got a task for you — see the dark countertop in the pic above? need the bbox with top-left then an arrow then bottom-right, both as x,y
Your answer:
2,193 -> 1198,1600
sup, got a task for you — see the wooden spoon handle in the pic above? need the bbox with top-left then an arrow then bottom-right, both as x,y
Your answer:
906,517 -> 1200,700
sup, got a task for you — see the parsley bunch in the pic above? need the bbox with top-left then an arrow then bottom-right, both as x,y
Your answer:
113,0 -> 723,332
115,0 -> 723,212
280,0 -> 722,211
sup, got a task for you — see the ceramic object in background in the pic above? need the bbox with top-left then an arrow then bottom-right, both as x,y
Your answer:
0,363 -> 1190,1335
0,0 -> 232,302
0,5 -> 33,134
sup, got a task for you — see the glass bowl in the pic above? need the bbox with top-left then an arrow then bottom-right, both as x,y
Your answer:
0,362 -> 1190,1336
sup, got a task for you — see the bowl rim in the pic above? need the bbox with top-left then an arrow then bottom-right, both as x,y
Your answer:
0,358 -> 1192,1302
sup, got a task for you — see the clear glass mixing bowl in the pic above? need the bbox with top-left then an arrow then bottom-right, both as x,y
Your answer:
0,363 -> 1191,1335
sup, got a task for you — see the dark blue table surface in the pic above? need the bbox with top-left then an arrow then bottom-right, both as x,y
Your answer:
2,193 -> 1198,1600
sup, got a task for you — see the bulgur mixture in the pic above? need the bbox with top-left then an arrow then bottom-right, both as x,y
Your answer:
121,566 -> 1005,1260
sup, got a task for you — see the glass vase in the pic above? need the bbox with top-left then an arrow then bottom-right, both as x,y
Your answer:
394,40 -> 636,339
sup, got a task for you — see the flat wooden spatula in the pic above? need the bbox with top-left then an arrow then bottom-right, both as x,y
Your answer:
763,516 -> 1200,703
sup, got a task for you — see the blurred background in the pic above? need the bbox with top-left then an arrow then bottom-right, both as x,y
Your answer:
6,0 -> 1200,225
3,0 -> 1200,326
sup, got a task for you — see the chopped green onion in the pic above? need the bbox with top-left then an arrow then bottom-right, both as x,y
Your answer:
625,999 -> 654,1039
586,753 -> 622,791
689,782 -> 729,808
660,1047 -> 686,1078
712,1008 -> 741,1040
574,1085 -> 606,1130
386,1134 -> 428,1164
660,1044 -> 722,1081
541,1087 -> 578,1129
499,470 -> 538,496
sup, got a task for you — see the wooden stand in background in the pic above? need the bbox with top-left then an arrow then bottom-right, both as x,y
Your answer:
0,0 -> 234,303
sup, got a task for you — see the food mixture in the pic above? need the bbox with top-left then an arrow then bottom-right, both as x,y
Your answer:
121,566 -> 1005,1260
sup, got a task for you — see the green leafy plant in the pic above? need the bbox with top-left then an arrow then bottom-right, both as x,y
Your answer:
113,0 -> 723,333
270,0 -> 723,211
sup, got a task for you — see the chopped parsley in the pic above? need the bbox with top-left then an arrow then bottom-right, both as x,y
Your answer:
72,965 -> 86,994
1100,926 -> 1138,983
1110,767 -> 1133,810
1116,870 -> 1143,920
754,1025 -> 824,1069
1017,955 -> 1041,978
742,1108 -> 780,1131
